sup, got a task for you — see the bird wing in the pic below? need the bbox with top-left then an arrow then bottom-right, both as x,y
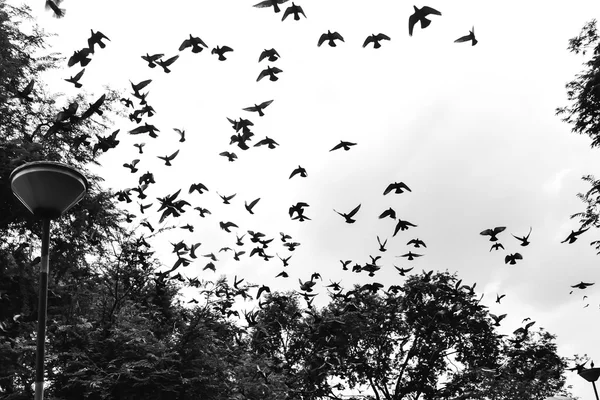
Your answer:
168,149 -> 180,160
257,69 -> 269,82
454,34 -> 471,43
73,69 -> 85,80
363,35 -> 374,48
330,142 -> 343,151
376,33 -> 391,41
421,6 -> 442,16
408,13 -> 419,36
318,33 -> 328,47
163,55 -> 180,66
243,105 -> 259,112
259,99 -> 274,108
222,46 -> 234,53
493,227 -> 506,234
347,204 -> 361,218
179,39 -> 191,51
332,32 -> 344,41
248,198 -> 260,208
282,6 -> 292,20
383,183 -> 395,195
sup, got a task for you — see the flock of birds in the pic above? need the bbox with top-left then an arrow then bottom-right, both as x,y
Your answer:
28,0 -> 597,356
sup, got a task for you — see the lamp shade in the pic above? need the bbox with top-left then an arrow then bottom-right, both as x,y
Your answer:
10,161 -> 88,219
579,367 -> 600,383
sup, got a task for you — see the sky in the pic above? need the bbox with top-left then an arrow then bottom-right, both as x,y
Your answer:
16,0 -> 600,397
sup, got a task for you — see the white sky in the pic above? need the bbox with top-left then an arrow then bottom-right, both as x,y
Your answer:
19,0 -> 600,397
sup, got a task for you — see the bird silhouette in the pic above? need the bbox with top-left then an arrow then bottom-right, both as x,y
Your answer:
377,236 -> 388,252
363,33 -> 391,49
123,159 -> 140,173
490,313 -> 507,326
504,253 -> 523,265
64,69 -> 85,88
173,128 -> 186,142
496,293 -> 506,304
299,278 -> 316,292
277,253 -> 292,266
318,30 -> 344,47
408,5 -> 441,36
133,143 -> 145,154
87,30 -> 110,53
393,219 -> 417,236
289,166 -> 307,179
384,182 -> 411,195
330,140 -> 356,152
571,281 -> 594,289
276,271 -> 289,278
141,53 -> 164,68
211,46 -> 234,61
15,79 -> 34,101
455,27 -> 477,46
490,243 -> 504,251
283,242 -> 300,251
512,227 -> 532,246
45,0 -> 65,17
256,285 -> 271,299
562,227 -> 590,244
340,260 -> 351,270
245,198 -> 261,214
253,0 -> 288,13
257,66 -> 283,81
220,151 -> 238,162
68,48 -> 91,68
259,48 -> 281,62
189,183 -> 208,194
254,137 -> 279,149
379,207 -> 396,219
480,227 -> 506,242
80,94 -> 106,120
235,234 -> 246,246
179,35 -> 208,53
243,100 -> 274,117
220,221 -> 239,232
334,204 -> 361,223
156,55 -> 179,73
398,251 -> 422,261
282,3 -> 306,21
157,150 -> 180,166
194,207 -> 211,217
218,193 -> 236,204
407,238 -> 426,248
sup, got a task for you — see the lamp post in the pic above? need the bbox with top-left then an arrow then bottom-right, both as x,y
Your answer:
578,363 -> 600,400
10,161 -> 88,400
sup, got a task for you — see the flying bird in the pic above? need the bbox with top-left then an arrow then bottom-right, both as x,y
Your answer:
480,227 -> 506,242
218,193 -> 236,204
454,26 -> 477,46
282,3 -> 306,21
384,182 -> 411,195
243,100 -> 274,117
179,35 -> 208,53
408,5 -> 441,36
64,69 -> 85,88
156,55 -> 179,73
379,207 -> 396,219
87,30 -> 110,53
398,251 -> 422,261
259,48 -> 280,62
289,166 -> 307,179
189,183 -> 208,194
220,221 -> 239,232
394,266 -> 413,276
330,140 -> 356,152
220,151 -> 238,162
257,66 -> 283,81
377,236 -> 387,252
254,137 -> 279,149
157,150 -> 180,166
407,238 -> 426,248
245,198 -> 260,214
504,253 -> 523,265
561,227 -> 590,244
129,123 -> 160,138
571,281 -> 594,289
512,227 -> 532,246
211,46 -> 234,61
490,243 -> 504,251
490,313 -> 507,326
496,293 -> 506,304
253,0 -> 288,13
123,159 -> 140,173
318,30 -> 344,47
393,219 -> 417,236
141,53 -> 164,68
68,48 -> 91,68
133,143 -> 145,154
45,0 -> 65,18
334,204 -> 361,224
173,128 -> 186,142
363,33 -> 391,49
15,79 -> 34,101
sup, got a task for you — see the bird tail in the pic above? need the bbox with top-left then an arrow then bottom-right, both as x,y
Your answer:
374,42 -> 381,49
420,18 -> 431,29
270,75 -> 279,81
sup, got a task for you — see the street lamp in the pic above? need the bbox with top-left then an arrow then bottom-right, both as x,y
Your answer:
578,362 -> 600,400
10,161 -> 88,400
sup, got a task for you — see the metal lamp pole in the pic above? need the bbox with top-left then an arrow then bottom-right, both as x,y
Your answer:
10,161 -> 88,400
578,363 -> 600,400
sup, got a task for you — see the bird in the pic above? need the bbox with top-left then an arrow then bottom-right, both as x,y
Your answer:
408,5 -> 441,36
512,227 -> 532,246
133,143 -> 145,154
235,234 -> 245,246
245,198 -> 260,214
254,137 -> 279,149
280,232 -> 292,242
141,53 -> 164,68
243,100 -> 274,117
257,66 -> 283,82
87,30 -> 110,53
194,207 -> 211,217
129,123 -> 160,138
340,260 -> 351,270
395,266 -> 414,276
173,128 -> 186,142
180,224 -> 194,232
276,271 -> 289,278
211,46 -> 234,61
480,227 -> 506,242
220,221 -> 239,232
490,243 -> 504,251
68,48 -> 92,68
157,150 -> 180,166
384,182 -> 411,195
299,278 -> 316,292
259,48 -> 280,62
571,281 -> 594,289
379,207 -> 396,219
253,0 -> 288,13
189,183 -> 209,194
561,227 -> 590,244
398,252 -> 422,261
330,140 -> 356,152
407,238 -> 426,248
123,159 -> 140,173
218,193 -> 236,204
256,285 -> 271,299
377,236 -> 388,252
318,30 -> 344,47
80,94 -> 106,120
179,35 -> 208,53
393,219 -> 417,236
203,262 -> 216,272
283,242 -> 300,251
289,166 -> 307,179
156,55 -> 179,73
282,3 -> 306,21
64,69 -> 85,88
454,27 -> 477,46
15,79 -> 34,101
233,250 -> 245,261
334,204 -> 361,223
490,313 -> 507,326
504,253 -> 523,265
45,0 -> 65,18
496,293 -> 506,304
220,151 -> 238,162
363,33 -> 391,49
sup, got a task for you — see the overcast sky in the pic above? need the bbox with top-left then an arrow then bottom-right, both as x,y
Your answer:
20,0 -> 600,397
